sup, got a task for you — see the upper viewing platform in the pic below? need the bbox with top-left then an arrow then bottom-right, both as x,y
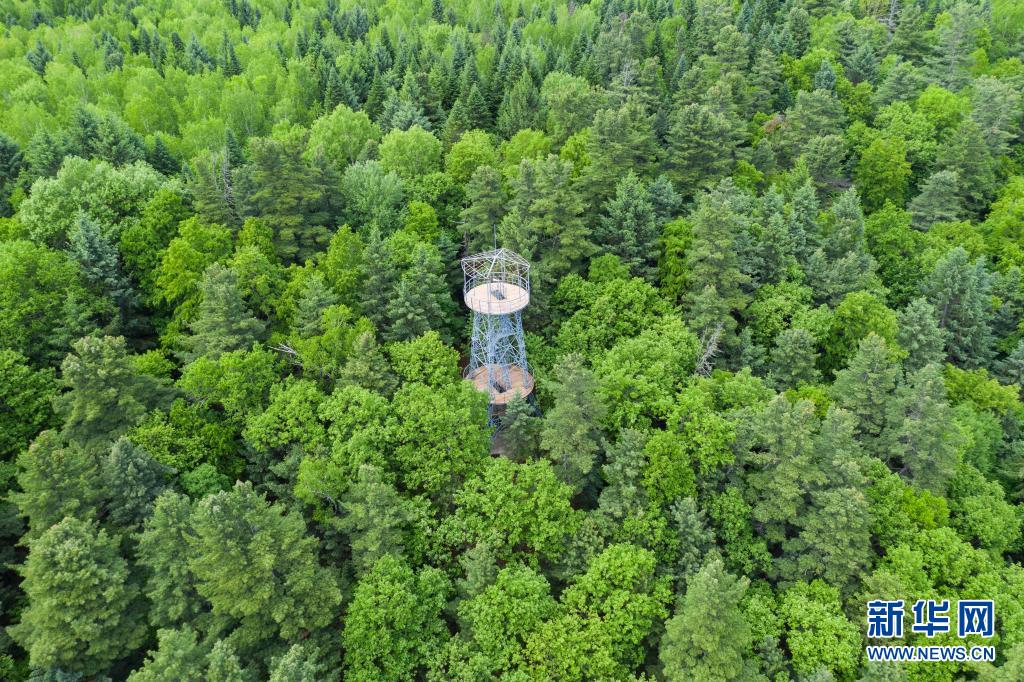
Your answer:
461,248 -> 531,315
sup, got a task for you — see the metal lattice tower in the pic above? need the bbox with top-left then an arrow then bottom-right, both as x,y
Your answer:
461,248 -> 534,417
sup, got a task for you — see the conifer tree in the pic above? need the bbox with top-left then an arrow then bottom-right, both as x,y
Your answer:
185,264 -> 265,362
496,70 -> 539,138
55,336 -> 170,455
682,182 -> 751,340
269,644 -> 324,682
908,170 -> 962,230
137,493 -> 206,630
337,465 -> 414,574
921,247 -> 994,367
669,497 -> 715,588
936,119 -> 996,216
665,103 -> 737,192
10,517 -> 147,676
127,627 -> 207,682
581,97 -> 659,211
383,244 -> 452,343
829,334 -> 900,460
896,298 -> 947,373
205,640 -> 247,682
460,164 -> 506,252
540,354 -> 606,493
594,172 -> 658,280
102,438 -> 171,533
769,328 -> 820,390
338,330 -> 397,395
888,364 -> 963,493
500,393 -> 541,461
187,482 -> 341,650
659,557 -> 753,682
69,214 -> 135,325
12,431 -> 103,540
292,272 -> 339,338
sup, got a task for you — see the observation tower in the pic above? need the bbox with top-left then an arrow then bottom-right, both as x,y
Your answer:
461,248 -> 534,419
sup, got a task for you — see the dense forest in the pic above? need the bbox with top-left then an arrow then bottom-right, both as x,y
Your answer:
1,0 -> 1024,679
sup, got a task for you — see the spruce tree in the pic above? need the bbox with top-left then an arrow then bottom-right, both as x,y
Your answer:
908,170 -> 962,230
55,336 -> 170,455
383,245 -> 451,344
148,134 -> 179,175
659,557 -> 754,682
888,364 -> 963,493
460,164 -> 506,252
499,393 -> 540,461
594,172 -> 658,280
102,438 -> 171,534
185,263 -> 265,362
936,119 -> 996,216
292,272 -> 339,338
496,70 -> 539,138
896,298 -> 947,373
540,354 -> 606,493
921,247 -> 994,368
829,333 -> 900,460
669,497 -> 715,589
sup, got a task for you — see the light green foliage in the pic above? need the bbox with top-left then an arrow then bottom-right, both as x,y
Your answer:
449,564 -> 557,678
444,458 -> 578,562
388,381 -> 490,502
156,217 -> 233,307
660,557 -> 754,682
445,130 -> 498,184
556,543 -> 671,675
379,125 -> 442,181
340,161 -> 406,233
824,290 -> 899,373
17,157 -> 164,247
243,378 -> 326,454
128,628 -> 207,682
780,580 -> 860,679
855,136 -> 912,212
0,350 -> 55,460
343,555 -> 449,682
595,318 -> 700,431
10,517 -> 147,676
306,104 -> 379,172
0,240 -> 91,365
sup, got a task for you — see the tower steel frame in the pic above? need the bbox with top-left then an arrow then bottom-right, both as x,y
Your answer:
461,248 -> 534,419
